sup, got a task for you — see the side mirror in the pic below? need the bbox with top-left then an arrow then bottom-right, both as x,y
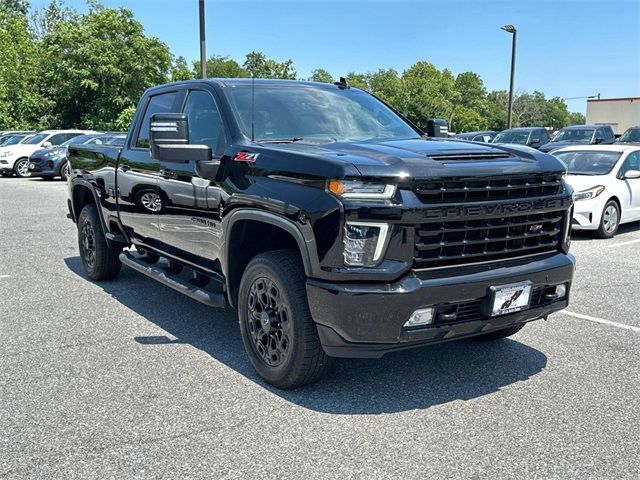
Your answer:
149,112 -> 212,164
528,138 -> 540,145
624,169 -> 640,179
594,137 -> 604,144
43,141 -> 52,148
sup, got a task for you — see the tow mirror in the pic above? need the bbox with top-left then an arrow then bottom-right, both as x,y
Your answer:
149,113 -> 211,164
624,169 -> 640,179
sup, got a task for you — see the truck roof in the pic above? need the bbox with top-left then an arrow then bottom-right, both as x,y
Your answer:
152,78 -> 353,91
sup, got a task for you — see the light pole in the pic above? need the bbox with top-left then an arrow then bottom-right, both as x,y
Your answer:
501,24 -> 517,129
199,0 -> 206,79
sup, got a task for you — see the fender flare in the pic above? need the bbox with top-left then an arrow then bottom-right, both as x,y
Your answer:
70,177 -> 112,242
220,209 -> 318,300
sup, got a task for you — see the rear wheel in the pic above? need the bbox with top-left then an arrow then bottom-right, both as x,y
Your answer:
475,323 -> 525,340
238,250 -> 333,389
595,200 -> 620,238
78,203 -> 122,280
13,158 -> 30,178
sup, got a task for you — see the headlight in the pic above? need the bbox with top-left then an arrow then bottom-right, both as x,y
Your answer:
573,185 -> 604,201
343,222 -> 390,267
327,179 -> 396,200
0,150 -> 14,158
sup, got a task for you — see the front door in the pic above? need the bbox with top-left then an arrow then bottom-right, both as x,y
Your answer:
156,88 -> 228,266
618,151 -> 640,220
117,90 -> 184,244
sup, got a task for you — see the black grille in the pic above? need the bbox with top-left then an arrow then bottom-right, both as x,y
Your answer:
432,286 -> 556,326
414,211 -> 564,268
414,174 -> 563,204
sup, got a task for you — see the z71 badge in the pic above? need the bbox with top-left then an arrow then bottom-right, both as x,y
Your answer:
234,151 -> 259,163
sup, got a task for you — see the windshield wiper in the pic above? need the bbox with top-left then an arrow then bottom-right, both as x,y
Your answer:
257,137 -> 304,144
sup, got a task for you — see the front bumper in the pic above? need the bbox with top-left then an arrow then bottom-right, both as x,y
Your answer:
571,198 -> 605,230
307,252 -> 575,358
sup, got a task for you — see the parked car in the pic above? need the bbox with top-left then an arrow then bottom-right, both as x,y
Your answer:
492,127 -> 551,149
28,133 -> 125,180
453,130 -> 498,143
616,126 -> 640,145
0,130 -> 93,177
67,78 -> 574,388
539,124 -> 615,153
553,145 -> 640,238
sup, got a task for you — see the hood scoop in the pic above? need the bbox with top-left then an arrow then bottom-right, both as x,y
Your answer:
428,152 -> 514,161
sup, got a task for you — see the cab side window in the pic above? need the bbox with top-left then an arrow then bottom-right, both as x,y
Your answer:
183,90 -> 226,156
48,133 -> 69,145
619,152 -> 640,177
135,91 -> 180,148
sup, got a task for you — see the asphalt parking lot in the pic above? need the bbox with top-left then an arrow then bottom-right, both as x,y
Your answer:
1,177 -> 638,479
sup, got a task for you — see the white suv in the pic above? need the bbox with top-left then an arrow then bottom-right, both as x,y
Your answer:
0,130 -> 93,178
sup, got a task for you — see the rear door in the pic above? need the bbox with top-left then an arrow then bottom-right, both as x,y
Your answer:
117,89 -> 185,243
618,151 -> 640,220
155,88 -> 228,265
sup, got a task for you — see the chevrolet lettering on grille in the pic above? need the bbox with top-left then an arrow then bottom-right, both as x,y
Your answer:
424,198 -> 571,220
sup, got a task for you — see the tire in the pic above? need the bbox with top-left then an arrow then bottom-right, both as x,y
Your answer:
595,200 -> 620,239
60,161 -> 70,181
238,250 -> 333,389
13,158 -> 31,178
77,203 -> 122,280
135,188 -> 163,213
475,323 -> 525,340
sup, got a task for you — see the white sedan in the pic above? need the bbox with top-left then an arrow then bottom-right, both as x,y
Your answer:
553,145 -> 640,238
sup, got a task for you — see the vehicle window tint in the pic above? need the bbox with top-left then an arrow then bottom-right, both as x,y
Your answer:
183,90 -> 225,155
48,133 -> 68,145
605,128 -> 614,140
135,91 -> 179,148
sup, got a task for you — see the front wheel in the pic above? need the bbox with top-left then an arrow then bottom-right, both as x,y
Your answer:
78,203 -> 122,280
595,200 -> 620,238
13,158 -> 31,178
60,161 -> 70,181
238,250 -> 333,389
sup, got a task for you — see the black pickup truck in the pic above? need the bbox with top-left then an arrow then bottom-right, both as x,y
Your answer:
67,78 -> 575,388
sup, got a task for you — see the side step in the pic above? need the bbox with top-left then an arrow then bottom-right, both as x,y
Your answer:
119,251 -> 226,308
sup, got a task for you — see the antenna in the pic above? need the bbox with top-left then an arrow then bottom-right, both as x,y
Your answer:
334,76 -> 349,89
251,74 -> 255,142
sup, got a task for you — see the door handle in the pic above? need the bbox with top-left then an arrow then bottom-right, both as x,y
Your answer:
120,164 -> 130,172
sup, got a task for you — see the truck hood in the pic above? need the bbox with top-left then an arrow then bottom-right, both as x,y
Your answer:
260,138 -> 566,180
539,140 -> 591,153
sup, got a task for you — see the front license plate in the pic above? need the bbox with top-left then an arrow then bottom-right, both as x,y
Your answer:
490,282 -> 532,316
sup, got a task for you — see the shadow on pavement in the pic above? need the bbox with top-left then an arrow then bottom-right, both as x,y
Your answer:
570,221 -> 640,242
65,255 -> 548,414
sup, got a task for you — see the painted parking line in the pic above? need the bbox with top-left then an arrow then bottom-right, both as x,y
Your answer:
562,310 -> 640,333
0,275 -> 10,279
605,238 -> 640,248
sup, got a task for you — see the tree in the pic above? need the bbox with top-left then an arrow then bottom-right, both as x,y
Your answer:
368,69 -> 401,105
30,0 -> 72,40
309,68 -> 333,83
114,105 -> 136,132
194,55 -> 247,79
39,1 -> 172,129
568,111 -> 586,125
243,51 -> 296,79
0,0 -> 46,129
171,55 -> 193,81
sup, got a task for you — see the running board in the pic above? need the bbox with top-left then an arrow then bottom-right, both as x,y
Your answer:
119,251 -> 226,308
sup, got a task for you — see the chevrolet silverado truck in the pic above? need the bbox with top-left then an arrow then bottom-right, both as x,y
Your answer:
67,78 -> 575,388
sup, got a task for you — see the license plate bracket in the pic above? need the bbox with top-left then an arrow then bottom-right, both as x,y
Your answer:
488,281 -> 532,317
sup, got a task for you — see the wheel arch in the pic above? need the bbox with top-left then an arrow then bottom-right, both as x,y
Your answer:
70,179 -> 110,240
221,209 -> 314,308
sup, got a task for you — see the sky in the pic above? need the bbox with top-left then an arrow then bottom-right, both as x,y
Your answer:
31,0 -> 640,114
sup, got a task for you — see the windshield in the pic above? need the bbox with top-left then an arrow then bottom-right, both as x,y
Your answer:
24,133 -> 49,145
619,128 -> 640,143
60,134 -> 97,146
1,134 -> 29,146
492,131 -> 529,144
554,150 -> 621,175
226,85 -> 420,143
106,136 -> 126,145
552,128 -> 594,143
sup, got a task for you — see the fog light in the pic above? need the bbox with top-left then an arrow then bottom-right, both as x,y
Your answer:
555,283 -> 567,298
403,308 -> 434,328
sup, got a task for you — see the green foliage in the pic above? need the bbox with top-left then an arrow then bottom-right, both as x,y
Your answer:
114,105 -> 136,132
569,111 -> 586,125
243,51 -> 296,79
171,56 -> 193,82
309,68 -> 333,83
194,55 -> 247,79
